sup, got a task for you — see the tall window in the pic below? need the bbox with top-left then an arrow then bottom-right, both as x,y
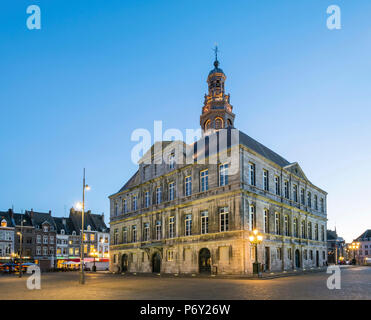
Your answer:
143,223 -> 150,241
169,216 -> 175,238
115,202 -> 118,216
43,235 -> 48,244
122,227 -> 127,243
275,176 -> 280,195
288,248 -> 292,260
300,188 -> 305,205
185,176 -> 192,196
114,229 -> 118,245
307,192 -> 312,208
220,207 -> 229,232
249,163 -> 256,186
185,214 -> 192,236
168,182 -> 175,201
284,215 -> 289,236
315,224 -> 319,240
123,199 -> 127,214
156,187 -> 162,204
169,153 -> 175,169
275,213 -> 280,235
263,170 -> 269,191
293,185 -> 298,202
249,205 -> 255,231
284,181 -> 289,199
132,225 -> 137,242
132,195 -> 137,211
308,222 -> 312,240
314,195 -> 318,210
156,221 -> 162,240
215,117 -> 223,129
219,163 -> 229,186
145,191 -> 150,208
293,218 -> 298,237
321,225 -> 325,241
320,198 -> 324,213
201,211 -> 208,234
200,170 -> 209,192
264,209 -> 269,233
301,221 -> 306,239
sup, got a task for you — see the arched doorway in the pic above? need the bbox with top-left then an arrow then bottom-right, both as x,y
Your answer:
295,249 -> 301,268
199,248 -> 211,274
152,252 -> 161,273
316,251 -> 319,267
121,254 -> 128,272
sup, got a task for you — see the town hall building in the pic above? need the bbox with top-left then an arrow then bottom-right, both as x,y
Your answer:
109,53 -> 328,275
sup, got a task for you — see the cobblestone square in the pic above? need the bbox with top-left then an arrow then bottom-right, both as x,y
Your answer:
0,266 -> 369,300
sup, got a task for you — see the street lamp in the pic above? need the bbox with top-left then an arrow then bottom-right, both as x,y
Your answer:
249,229 -> 263,276
349,242 -> 360,265
90,249 -> 98,272
79,168 -> 90,285
17,219 -> 26,278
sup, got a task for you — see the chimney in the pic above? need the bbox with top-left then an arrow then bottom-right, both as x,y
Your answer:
8,208 -> 14,219
62,218 -> 66,225
49,210 -> 52,216
29,208 -> 34,219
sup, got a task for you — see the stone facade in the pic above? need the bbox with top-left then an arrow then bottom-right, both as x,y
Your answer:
109,57 -> 328,275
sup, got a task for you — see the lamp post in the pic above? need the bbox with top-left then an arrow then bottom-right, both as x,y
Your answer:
78,168 -> 90,285
349,242 -> 360,265
90,249 -> 98,272
249,229 -> 263,276
17,219 -> 26,278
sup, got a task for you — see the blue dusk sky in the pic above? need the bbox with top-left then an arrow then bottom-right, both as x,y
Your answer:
0,0 -> 370,242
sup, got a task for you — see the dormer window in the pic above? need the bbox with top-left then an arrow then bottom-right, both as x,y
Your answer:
87,225 -> 91,231
43,226 -> 48,232
72,231 -> 76,236
1,219 -> 7,228
61,229 -> 65,235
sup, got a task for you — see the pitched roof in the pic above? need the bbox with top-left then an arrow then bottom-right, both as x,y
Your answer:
69,209 -> 108,234
12,213 -> 33,227
27,211 -> 56,229
356,229 -> 371,241
53,217 -> 76,235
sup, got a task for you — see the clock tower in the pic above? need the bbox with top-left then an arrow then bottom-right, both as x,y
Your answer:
200,47 -> 235,134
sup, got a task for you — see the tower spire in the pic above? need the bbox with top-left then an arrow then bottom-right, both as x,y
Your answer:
200,46 -> 235,134
213,45 -> 219,68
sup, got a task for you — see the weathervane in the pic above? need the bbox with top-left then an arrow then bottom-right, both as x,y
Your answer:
213,44 -> 219,67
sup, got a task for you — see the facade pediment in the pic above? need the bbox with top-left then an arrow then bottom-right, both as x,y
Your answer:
284,162 -> 309,182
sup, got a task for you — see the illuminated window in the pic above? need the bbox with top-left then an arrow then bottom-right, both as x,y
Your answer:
168,182 -> 175,201
249,163 -> 256,186
156,221 -> 161,240
156,187 -> 162,204
169,217 -> 175,238
1,219 -> 7,227
219,163 -> 228,186
200,170 -> 208,192
145,192 -> 150,208
263,170 -> 269,191
249,205 -> 255,231
185,176 -> 192,196
220,207 -> 229,232
167,250 -> 174,261
215,117 -> 224,129
185,214 -> 192,236
201,211 -> 208,234
143,223 -> 150,241
264,209 -> 269,233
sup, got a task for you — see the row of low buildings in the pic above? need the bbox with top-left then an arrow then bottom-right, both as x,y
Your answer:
0,208 -> 110,271
326,228 -> 371,265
